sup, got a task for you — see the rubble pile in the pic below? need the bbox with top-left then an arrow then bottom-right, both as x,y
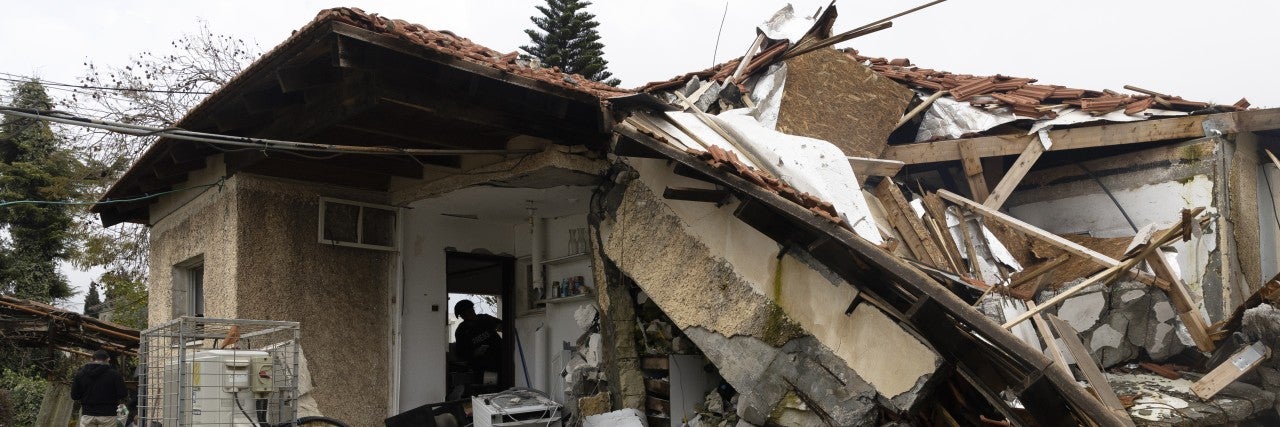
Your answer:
599,2 -> 1280,425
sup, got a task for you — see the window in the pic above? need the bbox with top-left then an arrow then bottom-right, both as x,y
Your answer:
318,197 -> 398,251
173,255 -> 205,318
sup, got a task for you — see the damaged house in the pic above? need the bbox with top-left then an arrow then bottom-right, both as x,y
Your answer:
80,4 -> 1280,426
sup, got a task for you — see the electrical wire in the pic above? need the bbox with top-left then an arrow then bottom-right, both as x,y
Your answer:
0,73 -> 214,95
1076,162 -> 1139,233
0,177 -> 225,208
0,107 -> 542,158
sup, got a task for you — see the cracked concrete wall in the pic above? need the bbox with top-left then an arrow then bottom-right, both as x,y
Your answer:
600,158 -> 942,422
587,225 -> 646,410
389,147 -> 608,205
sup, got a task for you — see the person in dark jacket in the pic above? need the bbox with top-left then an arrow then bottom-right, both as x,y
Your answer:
71,350 -> 127,427
453,300 -> 503,386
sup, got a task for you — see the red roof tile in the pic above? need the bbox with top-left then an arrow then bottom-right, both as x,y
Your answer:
318,7 -> 631,100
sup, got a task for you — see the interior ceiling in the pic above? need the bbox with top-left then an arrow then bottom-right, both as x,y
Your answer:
415,185 -> 596,223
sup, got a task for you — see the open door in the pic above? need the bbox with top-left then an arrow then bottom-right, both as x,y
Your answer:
444,251 -> 516,399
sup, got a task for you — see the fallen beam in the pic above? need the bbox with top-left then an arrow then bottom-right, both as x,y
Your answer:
984,139 -> 1046,210
938,190 -> 1169,290
1002,210 -> 1201,329
1191,342 -> 1270,400
1046,314 -> 1135,426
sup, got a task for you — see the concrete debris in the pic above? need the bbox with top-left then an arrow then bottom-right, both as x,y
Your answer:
583,408 -> 647,427
1111,372 -> 1274,425
1036,281 -> 1193,367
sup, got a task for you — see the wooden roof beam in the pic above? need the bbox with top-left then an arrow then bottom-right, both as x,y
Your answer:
882,108 -> 1280,165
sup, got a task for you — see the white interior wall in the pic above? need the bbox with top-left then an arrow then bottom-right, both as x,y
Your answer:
516,213 -> 594,403
397,188 -> 594,410
1008,175 -> 1219,303
398,208 -> 526,410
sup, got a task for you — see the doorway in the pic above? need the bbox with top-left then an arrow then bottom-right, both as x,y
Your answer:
444,251 -> 515,399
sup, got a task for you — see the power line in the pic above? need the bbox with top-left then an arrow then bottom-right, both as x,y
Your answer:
0,72 -> 214,95
0,176 -> 226,209
0,106 -> 542,159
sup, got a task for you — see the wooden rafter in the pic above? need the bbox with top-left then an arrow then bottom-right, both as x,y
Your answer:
882,108 -> 1280,165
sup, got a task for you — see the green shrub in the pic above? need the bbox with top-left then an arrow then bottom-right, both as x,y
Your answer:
0,369 -> 47,426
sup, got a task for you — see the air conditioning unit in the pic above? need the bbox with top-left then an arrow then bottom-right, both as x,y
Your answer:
161,350 -> 275,426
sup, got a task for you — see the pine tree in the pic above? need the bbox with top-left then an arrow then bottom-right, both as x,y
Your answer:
83,281 -> 102,318
0,80 -> 78,302
521,0 -> 621,86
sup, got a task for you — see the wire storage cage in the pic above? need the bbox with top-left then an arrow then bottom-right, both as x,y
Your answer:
138,317 -> 300,426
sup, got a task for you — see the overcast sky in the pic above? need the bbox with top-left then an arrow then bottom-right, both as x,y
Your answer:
3,0 -> 1278,311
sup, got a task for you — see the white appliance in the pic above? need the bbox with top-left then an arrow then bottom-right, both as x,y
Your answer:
472,389 -> 563,427
162,349 -> 275,426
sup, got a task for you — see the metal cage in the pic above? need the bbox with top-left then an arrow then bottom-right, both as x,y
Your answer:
138,317 -> 300,426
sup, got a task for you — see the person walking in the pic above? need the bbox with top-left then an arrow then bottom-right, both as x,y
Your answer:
71,350 -> 127,427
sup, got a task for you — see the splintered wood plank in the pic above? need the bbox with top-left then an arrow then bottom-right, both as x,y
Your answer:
1147,252 -> 1216,352
959,140 -> 991,202
984,139 -> 1047,209
1003,213 -> 1197,329
874,180 -> 947,269
938,189 -> 1168,290
921,193 -> 968,277
847,156 -> 906,180
1027,301 -> 1073,379
944,188 -> 1108,263
1192,342 -> 1270,399
1046,314 -> 1135,426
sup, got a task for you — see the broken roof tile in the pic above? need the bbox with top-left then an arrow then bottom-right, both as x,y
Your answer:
1123,98 -> 1155,115
950,77 -> 998,100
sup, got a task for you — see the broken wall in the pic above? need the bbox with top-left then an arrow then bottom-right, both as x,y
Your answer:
599,156 -> 943,423
1003,138 -> 1230,320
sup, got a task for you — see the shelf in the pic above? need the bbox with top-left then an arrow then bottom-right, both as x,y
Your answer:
542,252 -> 590,265
540,294 -> 592,305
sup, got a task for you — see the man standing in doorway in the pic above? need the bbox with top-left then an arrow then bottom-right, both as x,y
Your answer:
71,350 -> 127,427
453,300 -> 503,387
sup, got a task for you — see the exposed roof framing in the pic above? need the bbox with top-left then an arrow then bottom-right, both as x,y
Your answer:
94,9 -> 620,227
882,108 -> 1280,165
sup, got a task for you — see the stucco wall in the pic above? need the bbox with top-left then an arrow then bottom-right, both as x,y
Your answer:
233,175 -> 393,427
148,158 -> 240,325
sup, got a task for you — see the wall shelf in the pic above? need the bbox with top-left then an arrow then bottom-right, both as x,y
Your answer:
543,252 -> 590,265
540,293 -> 592,305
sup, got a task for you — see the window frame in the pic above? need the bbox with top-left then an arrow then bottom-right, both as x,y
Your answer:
317,197 -> 399,251
172,255 -> 205,318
